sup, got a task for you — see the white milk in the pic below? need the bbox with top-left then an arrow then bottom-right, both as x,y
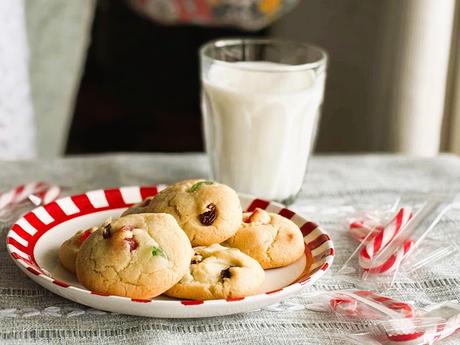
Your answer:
202,61 -> 325,202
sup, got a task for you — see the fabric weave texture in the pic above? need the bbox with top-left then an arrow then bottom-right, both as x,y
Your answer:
1,153 -> 460,344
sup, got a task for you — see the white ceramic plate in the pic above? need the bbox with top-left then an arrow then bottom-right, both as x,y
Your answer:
6,185 -> 334,318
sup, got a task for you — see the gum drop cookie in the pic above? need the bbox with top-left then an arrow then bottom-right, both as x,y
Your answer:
75,213 -> 192,299
224,208 -> 304,269
58,227 -> 97,274
165,243 -> 265,300
123,179 -> 242,246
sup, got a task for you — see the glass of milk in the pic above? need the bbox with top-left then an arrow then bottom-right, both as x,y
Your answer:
200,39 -> 327,204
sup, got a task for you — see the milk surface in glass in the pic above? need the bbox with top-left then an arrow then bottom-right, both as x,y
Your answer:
202,61 -> 325,202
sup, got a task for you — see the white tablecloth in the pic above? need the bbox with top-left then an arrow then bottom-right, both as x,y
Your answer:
1,153 -> 460,344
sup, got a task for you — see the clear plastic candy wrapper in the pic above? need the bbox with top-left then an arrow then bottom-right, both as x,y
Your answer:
345,301 -> 460,344
305,290 -> 460,344
337,194 -> 460,288
304,289 -> 415,321
0,181 -> 61,224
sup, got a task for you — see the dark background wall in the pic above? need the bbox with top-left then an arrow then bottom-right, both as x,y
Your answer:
67,0 -> 267,154
272,0 -> 390,152
67,0 -> 390,154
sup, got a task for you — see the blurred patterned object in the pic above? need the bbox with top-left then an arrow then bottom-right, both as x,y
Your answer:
127,0 -> 299,30
0,0 -> 36,159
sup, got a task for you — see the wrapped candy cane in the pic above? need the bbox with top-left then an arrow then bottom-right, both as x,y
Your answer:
431,313 -> 460,342
333,315 -> 460,345
382,302 -> 460,344
385,318 -> 460,345
353,291 -> 414,318
331,290 -> 415,320
0,181 -> 61,210
308,290 -> 460,344
347,199 -> 401,242
360,240 -> 415,274
33,184 -> 60,205
330,295 -> 359,317
343,195 -> 457,284
362,196 -> 455,283
349,220 -> 384,242
359,208 -> 413,274
311,292 -> 460,344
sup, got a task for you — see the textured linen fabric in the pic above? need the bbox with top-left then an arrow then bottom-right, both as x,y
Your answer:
1,153 -> 460,344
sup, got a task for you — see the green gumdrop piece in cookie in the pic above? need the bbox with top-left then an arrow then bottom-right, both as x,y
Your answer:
187,180 -> 214,193
151,246 -> 166,258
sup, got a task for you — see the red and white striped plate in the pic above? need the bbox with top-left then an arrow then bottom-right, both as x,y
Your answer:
6,186 -> 334,318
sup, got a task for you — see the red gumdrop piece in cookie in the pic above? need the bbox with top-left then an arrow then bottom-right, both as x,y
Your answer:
79,228 -> 93,243
125,237 -> 138,252
119,225 -> 137,251
244,208 -> 270,224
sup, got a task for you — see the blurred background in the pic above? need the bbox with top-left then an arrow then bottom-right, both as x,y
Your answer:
1,0 -> 460,159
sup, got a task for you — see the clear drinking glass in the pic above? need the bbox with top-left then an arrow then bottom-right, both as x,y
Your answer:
200,38 -> 327,204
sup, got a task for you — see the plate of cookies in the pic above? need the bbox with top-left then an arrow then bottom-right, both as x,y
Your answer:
6,179 -> 334,318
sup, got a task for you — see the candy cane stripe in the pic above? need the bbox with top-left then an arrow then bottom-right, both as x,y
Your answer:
359,208 -> 413,274
0,182 -> 60,211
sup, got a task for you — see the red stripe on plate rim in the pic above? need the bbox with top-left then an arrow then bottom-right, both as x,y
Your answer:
11,224 -> 33,241
245,199 -> 270,212
23,212 -> 46,234
306,234 -> 331,252
300,222 -> 318,236
278,208 -> 295,219
266,288 -> 284,295
140,186 -> 158,200
7,237 -> 31,256
26,266 -> 41,276
16,256 -> 34,266
181,300 -> 204,306
10,252 -> 25,260
103,188 -> 128,209
131,298 -> 152,303
53,279 -> 70,288
225,297 -> 245,302
91,291 -> 110,297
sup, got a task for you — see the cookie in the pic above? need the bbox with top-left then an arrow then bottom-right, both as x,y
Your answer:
123,179 -> 242,246
224,208 -> 305,269
58,227 -> 97,274
75,213 -> 193,299
165,243 -> 265,300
